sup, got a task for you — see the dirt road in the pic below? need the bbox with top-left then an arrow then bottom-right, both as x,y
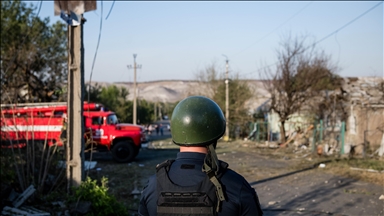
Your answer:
90,133 -> 384,216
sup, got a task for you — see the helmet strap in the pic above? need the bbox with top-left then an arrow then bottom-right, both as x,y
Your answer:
202,143 -> 226,212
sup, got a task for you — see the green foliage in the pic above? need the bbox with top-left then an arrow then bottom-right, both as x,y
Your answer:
86,83 -> 169,124
69,177 -> 129,216
193,63 -> 254,138
137,99 -> 154,124
86,84 -> 133,123
1,0 -> 67,103
214,79 -> 252,120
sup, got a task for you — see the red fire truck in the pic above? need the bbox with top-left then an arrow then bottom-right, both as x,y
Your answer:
1,102 -> 147,162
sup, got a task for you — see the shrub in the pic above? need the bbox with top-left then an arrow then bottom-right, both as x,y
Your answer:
69,177 -> 129,216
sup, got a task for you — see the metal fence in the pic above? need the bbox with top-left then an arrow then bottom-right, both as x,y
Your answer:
247,120 -> 347,154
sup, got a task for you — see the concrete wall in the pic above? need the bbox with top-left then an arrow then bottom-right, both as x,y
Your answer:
346,105 -> 384,149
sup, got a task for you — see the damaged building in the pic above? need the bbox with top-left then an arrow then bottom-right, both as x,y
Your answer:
254,77 -> 384,156
343,77 -> 384,155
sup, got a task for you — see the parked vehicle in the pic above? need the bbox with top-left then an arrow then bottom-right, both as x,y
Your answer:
1,102 -> 146,162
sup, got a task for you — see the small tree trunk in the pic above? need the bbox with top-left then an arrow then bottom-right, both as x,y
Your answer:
279,120 -> 286,143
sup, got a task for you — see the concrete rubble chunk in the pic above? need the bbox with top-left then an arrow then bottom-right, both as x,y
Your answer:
1,206 -> 50,216
19,206 -> 50,215
12,185 -> 36,208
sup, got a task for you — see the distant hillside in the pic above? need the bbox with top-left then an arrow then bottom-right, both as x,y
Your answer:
88,80 -> 271,112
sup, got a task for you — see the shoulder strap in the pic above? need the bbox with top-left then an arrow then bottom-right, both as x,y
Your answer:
202,146 -> 229,213
217,161 -> 228,178
156,159 -> 175,172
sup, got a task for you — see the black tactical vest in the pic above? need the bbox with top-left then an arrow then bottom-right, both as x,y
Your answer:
156,160 -> 228,216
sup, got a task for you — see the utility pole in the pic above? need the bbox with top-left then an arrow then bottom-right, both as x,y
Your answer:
66,16 -> 84,190
127,54 -> 141,125
54,0 -> 96,192
154,102 -> 157,122
223,55 -> 229,141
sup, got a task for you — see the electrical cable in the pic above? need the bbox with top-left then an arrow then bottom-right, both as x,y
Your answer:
86,1 -> 104,177
36,0 -> 42,16
105,0 -> 116,20
88,0 -> 104,103
233,1 -> 313,57
241,1 -> 383,77
313,1 -> 382,46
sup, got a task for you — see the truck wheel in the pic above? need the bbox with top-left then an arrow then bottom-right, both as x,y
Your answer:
112,141 -> 135,163
134,147 -> 140,157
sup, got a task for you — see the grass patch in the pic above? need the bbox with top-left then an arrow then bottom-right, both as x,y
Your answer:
323,157 -> 384,185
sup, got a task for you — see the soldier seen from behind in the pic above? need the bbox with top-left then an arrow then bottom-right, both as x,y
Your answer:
138,96 -> 263,216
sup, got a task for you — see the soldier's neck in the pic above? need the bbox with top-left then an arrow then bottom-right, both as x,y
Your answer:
179,146 -> 208,154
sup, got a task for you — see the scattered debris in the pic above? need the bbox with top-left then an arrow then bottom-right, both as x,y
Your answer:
319,163 -> 326,168
84,161 -> 97,170
57,161 -> 98,171
350,167 -> 383,173
12,185 -> 36,208
268,201 -> 278,205
51,201 -> 66,208
1,185 -> 51,216
1,206 -> 50,216
379,195 -> 384,200
280,125 -> 314,149
131,181 -> 141,199
141,142 -> 149,148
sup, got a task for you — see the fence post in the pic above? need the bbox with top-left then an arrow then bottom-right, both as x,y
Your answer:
255,122 -> 259,142
319,119 -> 323,142
312,122 -> 317,153
340,121 -> 345,154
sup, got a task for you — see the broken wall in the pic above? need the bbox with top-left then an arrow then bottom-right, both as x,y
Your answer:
344,77 -> 384,150
347,105 -> 384,149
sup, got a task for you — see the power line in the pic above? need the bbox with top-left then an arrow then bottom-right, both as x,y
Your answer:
36,1 -> 43,16
233,1 -> 313,57
88,1 -> 104,102
313,1 -> 382,46
105,0 -> 116,20
241,1 -> 383,77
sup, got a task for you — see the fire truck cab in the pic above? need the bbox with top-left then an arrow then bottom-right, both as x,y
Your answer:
83,111 -> 146,162
1,102 -> 146,163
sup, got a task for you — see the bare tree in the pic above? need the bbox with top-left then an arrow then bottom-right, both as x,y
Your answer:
191,62 -> 223,98
262,34 -> 339,143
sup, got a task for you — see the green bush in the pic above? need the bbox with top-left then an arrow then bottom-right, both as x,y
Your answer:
69,177 -> 129,216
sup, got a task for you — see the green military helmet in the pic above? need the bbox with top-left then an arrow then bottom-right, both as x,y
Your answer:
171,96 -> 226,146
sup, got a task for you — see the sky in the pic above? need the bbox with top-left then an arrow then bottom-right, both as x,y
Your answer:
27,1 -> 383,83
